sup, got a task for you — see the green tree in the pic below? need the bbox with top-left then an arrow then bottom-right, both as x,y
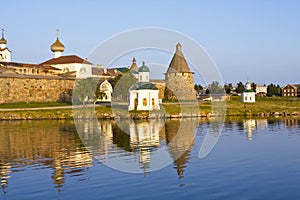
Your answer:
224,83 -> 233,94
194,84 -> 203,92
235,82 -> 245,94
267,83 -> 281,96
207,81 -> 225,94
112,71 -> 136,101
73,78 -> 98,106
251,82 -> 257,92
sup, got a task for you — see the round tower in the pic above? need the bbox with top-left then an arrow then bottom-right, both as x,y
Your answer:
164,43 -> 196,100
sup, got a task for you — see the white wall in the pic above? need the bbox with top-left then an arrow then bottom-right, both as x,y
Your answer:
242,92 -> 256,103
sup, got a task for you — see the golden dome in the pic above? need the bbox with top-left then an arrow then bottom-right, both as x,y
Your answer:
0,29 -> 7,44
51,37 -> 65,52
0,36 -> 7,44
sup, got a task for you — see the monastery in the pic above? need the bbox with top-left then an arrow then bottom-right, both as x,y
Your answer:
0,29 -> 196,105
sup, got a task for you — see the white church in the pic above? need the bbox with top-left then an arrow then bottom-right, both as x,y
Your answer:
242,81 -> 256,103
128,61 -> 160,111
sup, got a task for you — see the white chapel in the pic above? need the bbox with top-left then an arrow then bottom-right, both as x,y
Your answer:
242,81 -> 256,103
128,61 -> 160,111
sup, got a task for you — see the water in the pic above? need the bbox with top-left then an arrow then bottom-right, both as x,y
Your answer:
0,117 -> 300,200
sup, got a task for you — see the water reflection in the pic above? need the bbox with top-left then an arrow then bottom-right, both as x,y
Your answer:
242,119 -> 268,140
1,117 -> 299,194
0,120 -> 93,192
82,118 -> 197,174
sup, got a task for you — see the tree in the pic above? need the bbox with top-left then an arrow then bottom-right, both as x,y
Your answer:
251,82 -> 257,92
267,83 -> 281,96
112,71 -> 136,101
207,81 -> 225,94
235,82 -> 245,94
224,83 -> 233,94
194,84 -> 203,91
73,78 -> 99,106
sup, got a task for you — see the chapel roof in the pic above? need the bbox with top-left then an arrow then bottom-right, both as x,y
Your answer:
130,82 -> 157,90
138,61 -> 150,72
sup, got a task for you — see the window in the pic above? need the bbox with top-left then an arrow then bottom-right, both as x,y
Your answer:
245,97 -> 247,101
250,97 -> 252,100
146,75 -> 149,81
80,67 -> 87,73
152,98 -> 155,106
140,75 -> 142,81
143,98 -> 147,106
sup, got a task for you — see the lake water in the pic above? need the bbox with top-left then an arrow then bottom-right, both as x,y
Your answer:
0,117 -> 300,200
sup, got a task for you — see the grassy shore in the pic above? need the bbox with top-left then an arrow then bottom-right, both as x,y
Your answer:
0,96 -> 299,120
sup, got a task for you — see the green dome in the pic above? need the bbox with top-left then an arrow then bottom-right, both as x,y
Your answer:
138,61 -> 150,72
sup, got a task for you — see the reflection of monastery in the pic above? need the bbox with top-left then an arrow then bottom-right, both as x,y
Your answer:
0,119 -> 198,192
0,29 -> 196,104
96,119 -> 197,176
0,120 -> 93,191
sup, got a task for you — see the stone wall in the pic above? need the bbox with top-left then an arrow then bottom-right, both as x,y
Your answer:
0,74 -> 75,103
165,72 -> 196,100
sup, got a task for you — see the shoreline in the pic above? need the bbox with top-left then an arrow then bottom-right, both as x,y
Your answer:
0,96 -> 299,120
0,109 -> 298,121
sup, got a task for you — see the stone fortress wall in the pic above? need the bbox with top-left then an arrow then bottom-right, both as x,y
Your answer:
0,74 -> 75,103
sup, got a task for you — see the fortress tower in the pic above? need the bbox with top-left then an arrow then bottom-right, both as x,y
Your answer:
164,43 -> 196,100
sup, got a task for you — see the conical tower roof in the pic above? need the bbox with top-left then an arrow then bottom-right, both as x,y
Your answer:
130,57 -> 139,71
167,43 -> 191,73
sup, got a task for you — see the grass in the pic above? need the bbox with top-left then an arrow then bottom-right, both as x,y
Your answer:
0,96 -> 299,119
0,102 -> 72,108
226,96 -> 300,116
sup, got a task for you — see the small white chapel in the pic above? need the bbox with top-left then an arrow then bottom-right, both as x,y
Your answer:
128,61 -> 160,111
242,81 -> 256,103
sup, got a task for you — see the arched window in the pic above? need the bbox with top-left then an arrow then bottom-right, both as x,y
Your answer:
80,67 -> 87,73
152,98 -> 155,106
143,98 -> 147,106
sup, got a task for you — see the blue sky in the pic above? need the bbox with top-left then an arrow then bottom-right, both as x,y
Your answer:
1,0 -> 300,85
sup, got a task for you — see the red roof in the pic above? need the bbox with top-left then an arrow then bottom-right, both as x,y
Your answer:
39,55 -> 93,65
92,67 -> 121,77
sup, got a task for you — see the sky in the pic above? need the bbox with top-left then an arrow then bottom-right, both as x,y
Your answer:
1,0 -> 300,86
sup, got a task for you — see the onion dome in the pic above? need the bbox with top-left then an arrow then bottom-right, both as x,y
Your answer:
244,81 -> 254,92
138,61 -> 150,72
0,36 -> 7,44
51,37 -> 65,52
0,29 -> 7,44
167,42 -> 191,73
